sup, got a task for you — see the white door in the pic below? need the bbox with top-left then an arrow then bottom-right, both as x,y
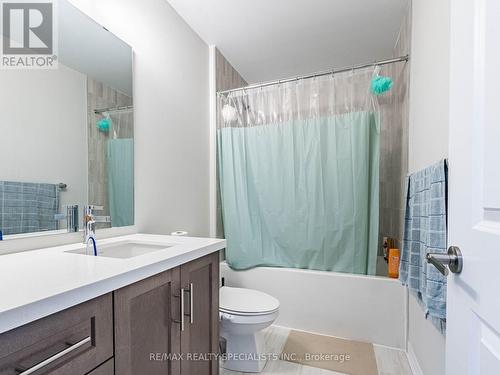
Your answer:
446,0 -> 500,374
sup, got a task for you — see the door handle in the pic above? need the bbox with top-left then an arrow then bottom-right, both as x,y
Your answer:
426,246 -> 463,276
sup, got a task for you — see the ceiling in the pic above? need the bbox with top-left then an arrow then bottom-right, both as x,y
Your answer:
166,0 -> 410,83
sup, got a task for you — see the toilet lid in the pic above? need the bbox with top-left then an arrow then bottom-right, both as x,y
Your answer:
220,286 -> 279,315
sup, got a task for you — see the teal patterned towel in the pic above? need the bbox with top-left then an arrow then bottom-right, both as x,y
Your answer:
399,159 -> 448,333
0,181 -> 59,235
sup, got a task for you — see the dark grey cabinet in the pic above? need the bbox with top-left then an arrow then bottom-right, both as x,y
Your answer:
180,252 -> 219,375
0,252 -> 219,375
86,358 -> 114,375
114,267 -> 181,375
114,252 -> 220,375
0,294 -> 113,375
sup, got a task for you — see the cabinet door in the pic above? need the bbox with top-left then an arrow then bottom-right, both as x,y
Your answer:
85,358 -> 113,375
180,252 -> 219,375
114,268 -> 181,375
0,294 -> 113,375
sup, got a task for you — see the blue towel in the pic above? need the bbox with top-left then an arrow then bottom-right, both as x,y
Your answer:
399,160 -> 448,333
0,181 -> 60,235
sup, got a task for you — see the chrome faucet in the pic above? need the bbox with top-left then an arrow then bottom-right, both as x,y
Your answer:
83,205 -> 111,256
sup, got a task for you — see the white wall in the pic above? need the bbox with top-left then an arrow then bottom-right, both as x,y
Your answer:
221,263 -> 407,349
0,64 -> 88,213
68,0 -> 210,237
408,294 -> 446,375
409,0 -> 450,174
408,0 -> 450,374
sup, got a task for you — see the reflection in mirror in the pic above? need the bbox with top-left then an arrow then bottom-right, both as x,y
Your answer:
0,0 -> 133,238
88,82 -> 134,230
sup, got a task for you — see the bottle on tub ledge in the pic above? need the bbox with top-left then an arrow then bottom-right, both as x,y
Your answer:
382,237 -> 390,263
386,238 -> 401,279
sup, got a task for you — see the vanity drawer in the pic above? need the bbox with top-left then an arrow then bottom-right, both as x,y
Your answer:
0,293 -> 113,375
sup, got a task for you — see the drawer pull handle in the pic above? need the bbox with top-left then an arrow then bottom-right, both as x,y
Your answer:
189,283 -> 194,324
17,336 -> 91,375
173,288 -> 185,331
182,285 -> 194,324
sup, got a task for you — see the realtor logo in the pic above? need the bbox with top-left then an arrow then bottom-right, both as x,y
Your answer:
1,0 -> 58,68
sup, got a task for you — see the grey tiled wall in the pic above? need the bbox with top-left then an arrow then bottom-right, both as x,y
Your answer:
216,49 -> 247,92
376,8 -> 411,275
87,78 -> 133,229
215,48 -> 247,239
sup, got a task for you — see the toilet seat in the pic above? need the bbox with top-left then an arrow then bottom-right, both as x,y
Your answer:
220,286 -> 280,316
220,309 -> 279,325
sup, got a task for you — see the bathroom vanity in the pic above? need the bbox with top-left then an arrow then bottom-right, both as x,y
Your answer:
0,234 -> 224,375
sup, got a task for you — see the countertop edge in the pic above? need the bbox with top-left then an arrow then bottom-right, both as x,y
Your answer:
0,239 -> 225,334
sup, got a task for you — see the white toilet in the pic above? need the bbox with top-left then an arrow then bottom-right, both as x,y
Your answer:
219,286 -> 280,373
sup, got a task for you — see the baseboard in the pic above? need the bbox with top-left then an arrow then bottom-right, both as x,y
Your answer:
407,342 -> 424,375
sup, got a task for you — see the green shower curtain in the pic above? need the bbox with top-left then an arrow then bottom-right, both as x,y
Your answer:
107,138 -> 134,227
218,111 -> 380,275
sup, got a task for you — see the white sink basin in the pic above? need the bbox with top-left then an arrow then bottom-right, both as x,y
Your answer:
66,240 -> 173,259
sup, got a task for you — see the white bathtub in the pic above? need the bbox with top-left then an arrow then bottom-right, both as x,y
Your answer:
220,261 -> 407,349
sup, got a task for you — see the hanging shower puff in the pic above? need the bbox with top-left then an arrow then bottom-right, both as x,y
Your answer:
97,112 -> 119,138
97,112 -> 112,133
371,65 -> 394,95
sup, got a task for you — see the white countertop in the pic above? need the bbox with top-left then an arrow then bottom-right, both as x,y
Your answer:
0,233 -> 226,334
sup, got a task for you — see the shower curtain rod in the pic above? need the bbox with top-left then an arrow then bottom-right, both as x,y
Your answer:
217,54 -> 409,95
94,105 -> 133,114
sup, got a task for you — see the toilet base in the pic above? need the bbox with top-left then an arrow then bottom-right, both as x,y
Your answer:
221,330 -> 267,373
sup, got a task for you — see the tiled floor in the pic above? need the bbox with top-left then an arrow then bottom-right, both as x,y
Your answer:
220,326 -> 413,375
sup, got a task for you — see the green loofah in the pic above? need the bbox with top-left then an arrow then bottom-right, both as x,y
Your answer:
371,75 -> 394,95
97,117 -> 111,132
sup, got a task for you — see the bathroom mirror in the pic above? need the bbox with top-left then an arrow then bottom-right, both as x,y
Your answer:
0,0 -> 134,239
